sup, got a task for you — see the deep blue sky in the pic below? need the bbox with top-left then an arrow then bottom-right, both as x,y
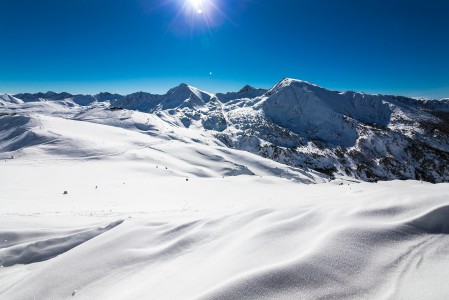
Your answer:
1,0 -> 448,98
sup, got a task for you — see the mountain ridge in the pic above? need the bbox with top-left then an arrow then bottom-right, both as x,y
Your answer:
2,78 -> 449,183
4,79 -> 448,103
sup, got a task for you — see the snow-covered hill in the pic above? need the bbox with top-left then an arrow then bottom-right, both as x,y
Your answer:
2,78 -> 449,182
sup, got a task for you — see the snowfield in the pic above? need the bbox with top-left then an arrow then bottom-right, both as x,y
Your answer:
1,80 -> 449,299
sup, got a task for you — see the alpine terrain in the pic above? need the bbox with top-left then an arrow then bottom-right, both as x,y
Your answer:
1,78 -> 449,300
3,78 -> 448,182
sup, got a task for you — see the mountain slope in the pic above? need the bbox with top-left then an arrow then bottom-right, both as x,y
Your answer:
0,110 -> 324,183
0,94 -> 23,105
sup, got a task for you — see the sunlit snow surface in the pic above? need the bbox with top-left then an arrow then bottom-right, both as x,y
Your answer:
1,95 -> 449,299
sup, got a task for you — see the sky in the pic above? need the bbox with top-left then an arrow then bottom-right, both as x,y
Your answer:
0,0 -> 448,98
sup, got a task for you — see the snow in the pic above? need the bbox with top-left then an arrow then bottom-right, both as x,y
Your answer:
0,94 -> 23,105
2,160 -> 449,299
1,80 -> 449,299
216,85 -> 267,103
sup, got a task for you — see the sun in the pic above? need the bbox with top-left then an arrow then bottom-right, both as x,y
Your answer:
190,0 -> 202,6
165,0 -> 228,33
189,0 -> 204,14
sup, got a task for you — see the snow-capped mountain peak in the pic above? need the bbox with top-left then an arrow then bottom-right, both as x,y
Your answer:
154,83 -> 216,111
266,78 -> 323,96
238,84 -> 257,93
216,85 -> 267,103
0,93 -> 24,105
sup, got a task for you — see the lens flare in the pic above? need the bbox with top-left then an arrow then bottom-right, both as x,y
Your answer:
162,0 -> 233,36
190,0 -> 204,14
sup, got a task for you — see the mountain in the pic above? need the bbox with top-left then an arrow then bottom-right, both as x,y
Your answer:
222,78 -> 449,182
216,85 -> 267,103
93,92 -> 124,102
0,94 -> 23,105
2,78 -> 449,182
392,96 -> 449,113
14,91 -> 74,102
109,84 -> 227,131
112,83 -> 216,112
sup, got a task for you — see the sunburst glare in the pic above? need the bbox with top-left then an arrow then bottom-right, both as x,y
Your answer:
189,0 -> 206,15
156,0 -> 236,37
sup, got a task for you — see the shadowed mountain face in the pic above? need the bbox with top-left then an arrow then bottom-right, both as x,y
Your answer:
263,79 -> 394,147
216,85 -> 267,103
3,78 -> 449,182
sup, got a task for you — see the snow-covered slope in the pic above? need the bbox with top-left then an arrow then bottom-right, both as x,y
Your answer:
0,94 -> 23,105
0,111 -> 323,183
1,163 -> 449,299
